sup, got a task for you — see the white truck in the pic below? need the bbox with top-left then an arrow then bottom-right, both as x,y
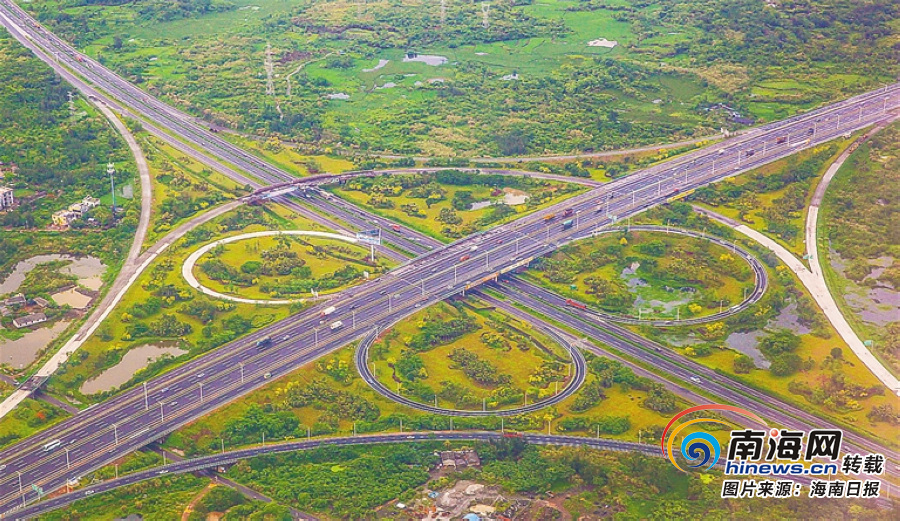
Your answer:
330,320 -> 344,330
320,305 -> 336,317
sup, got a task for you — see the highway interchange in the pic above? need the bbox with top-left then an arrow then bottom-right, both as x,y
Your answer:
0,0 -> 898,516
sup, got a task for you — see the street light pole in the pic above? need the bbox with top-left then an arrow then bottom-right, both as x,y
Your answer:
143,382 -> 148,410
199,382 -> 203,402
113,424 -> 118,446
239,362 -> 244,384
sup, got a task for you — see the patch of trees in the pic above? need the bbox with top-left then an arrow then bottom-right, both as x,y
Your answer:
124,313 -> 192,340
448,348 -> 511,386
407,315 -> 479,351
285,379 -> 380,424
570,379 -> 607,412
557,414 -> 630,435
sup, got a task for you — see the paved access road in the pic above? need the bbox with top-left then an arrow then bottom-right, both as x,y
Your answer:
0,83 -> 894,515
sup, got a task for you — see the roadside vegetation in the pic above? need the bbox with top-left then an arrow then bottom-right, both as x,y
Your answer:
23,0 -> 897,157
138,132 -> 246,248
527,230 -> 752,320
819,122 -> 900,377
330,170 -> 584,241
52,441 -> 894,520
691,139 -> 853,257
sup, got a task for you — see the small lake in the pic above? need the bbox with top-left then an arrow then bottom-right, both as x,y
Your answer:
80,342 -> 187,395
724,302 -> 810,368
0,320 -> 71,369
0,254 -> 106,295
362,59 -> 389,72
403,54 -> 447,66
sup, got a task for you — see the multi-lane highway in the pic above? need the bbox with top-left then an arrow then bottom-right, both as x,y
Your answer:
0,81 -> 894,515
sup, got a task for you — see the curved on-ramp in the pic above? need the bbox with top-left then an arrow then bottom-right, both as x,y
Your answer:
181,230 -> 360,305
565,225 -> 768,327
356,322 -> 587,417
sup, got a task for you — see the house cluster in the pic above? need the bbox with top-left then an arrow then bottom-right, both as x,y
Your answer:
52,196 -> 100,227
438,450 -> 481,469
0,293 -> 52,329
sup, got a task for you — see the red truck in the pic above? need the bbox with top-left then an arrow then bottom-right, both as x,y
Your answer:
502,432 -> 523,438
562,208 -> 574,218
566,299 -> 586,310
390,224 -> 402,232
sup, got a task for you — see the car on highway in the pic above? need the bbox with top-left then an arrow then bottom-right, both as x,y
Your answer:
459,255 -> 471,262
195,373 -> 205,379
264,372 -> 272,379
690,376 -> 701,384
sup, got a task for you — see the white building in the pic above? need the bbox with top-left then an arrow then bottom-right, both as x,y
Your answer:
0,186 -> 13,210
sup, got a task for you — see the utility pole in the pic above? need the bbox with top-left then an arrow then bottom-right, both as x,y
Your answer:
107,162 -> 116,216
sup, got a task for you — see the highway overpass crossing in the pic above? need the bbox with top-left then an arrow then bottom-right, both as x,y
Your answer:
0,84 -> 895,514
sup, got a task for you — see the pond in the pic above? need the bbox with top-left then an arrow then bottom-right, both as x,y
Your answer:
80,342 -> 187,395
0,320 -> 71,369
724,302 -> 810,368
362,58 -> 389,72
403,54 -> 447,66
0,254 -> 106,295
51,288 -> 93,310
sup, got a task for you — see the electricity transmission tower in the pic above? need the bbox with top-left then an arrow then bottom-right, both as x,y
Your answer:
481,3 -> 490,29
264,42 -> 275,97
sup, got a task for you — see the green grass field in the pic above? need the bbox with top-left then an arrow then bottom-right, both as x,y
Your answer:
370,301 -> 571,410
528,230 -> 751,320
